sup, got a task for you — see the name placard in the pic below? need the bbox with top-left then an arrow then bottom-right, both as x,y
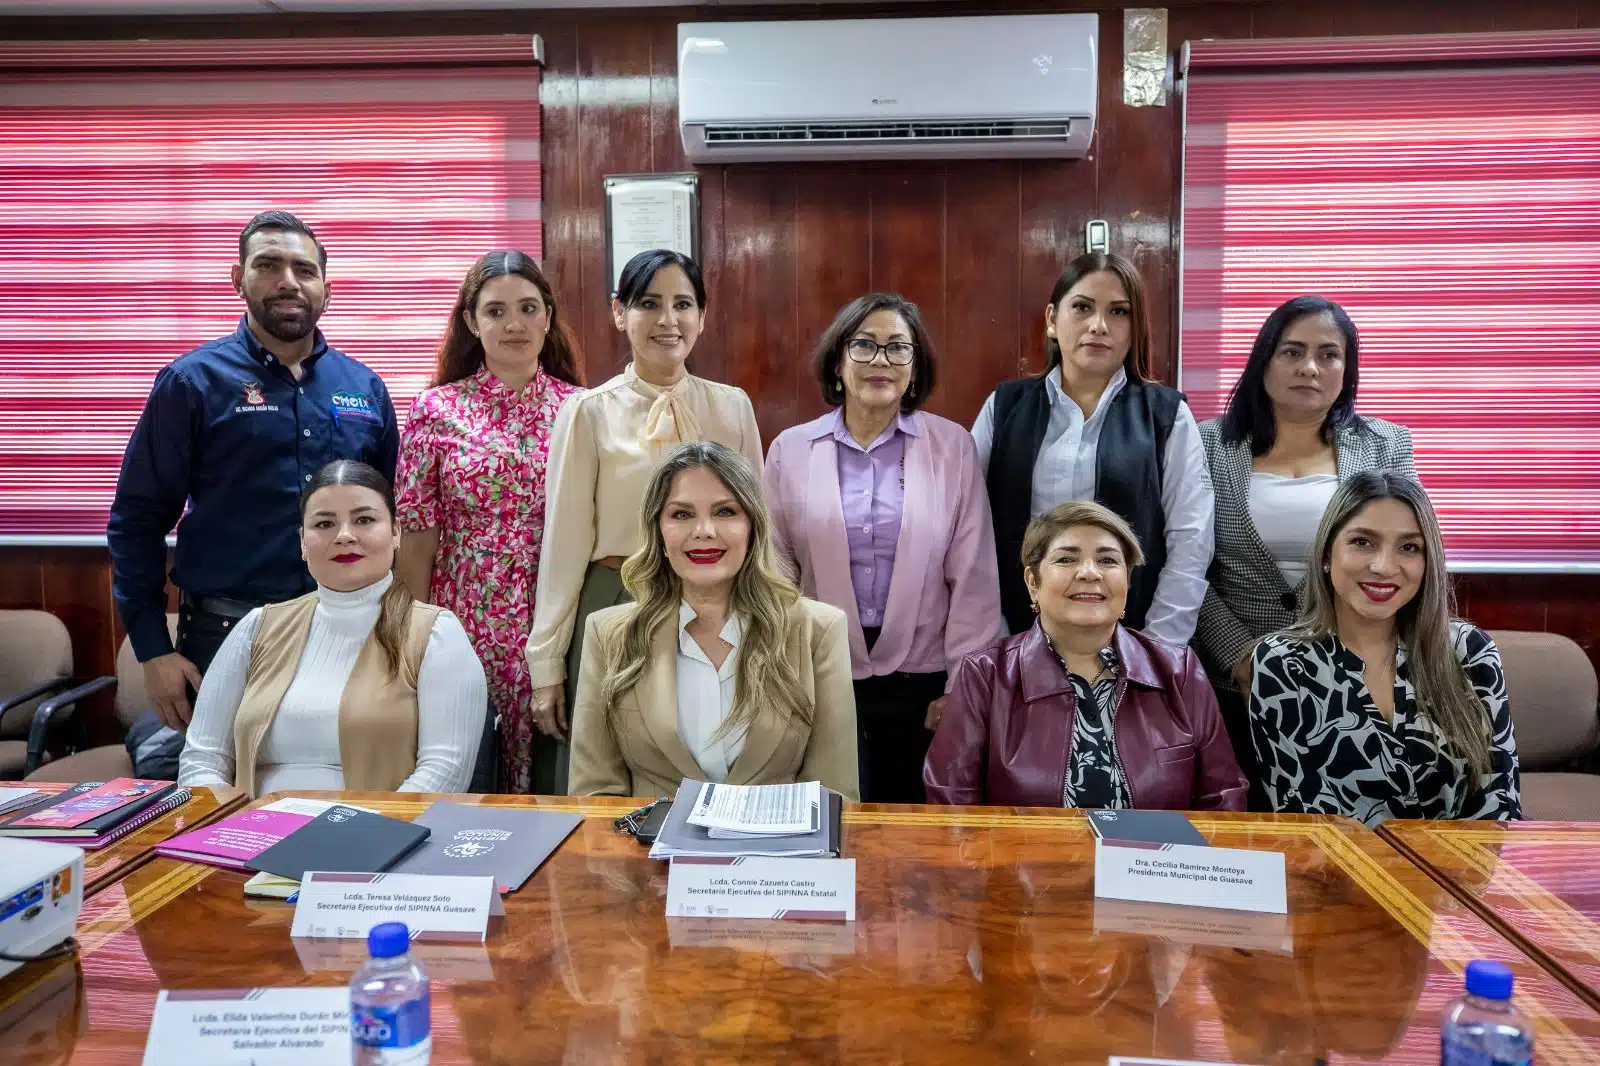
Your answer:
289,871 -> 494,942
141,987 -> 350,1066
1094,840 -> 1287,915
666,856 -> 856,920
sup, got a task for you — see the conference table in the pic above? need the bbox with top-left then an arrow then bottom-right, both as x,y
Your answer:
1381,819 -> 1600,1013
7,793 -> 1600,1065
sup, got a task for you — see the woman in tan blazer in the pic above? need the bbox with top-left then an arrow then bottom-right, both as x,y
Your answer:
568,441 -> 859,800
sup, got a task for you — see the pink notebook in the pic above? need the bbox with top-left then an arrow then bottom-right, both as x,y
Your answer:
24,788 -> 192,849
4,778 -> 172,831
155,797 -> 370,870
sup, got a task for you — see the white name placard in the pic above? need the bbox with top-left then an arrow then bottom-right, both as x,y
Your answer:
141,986 -> 349,1066
289,871 -> 494,942
1094,840 -> 1287,915
666,856 -> 856,921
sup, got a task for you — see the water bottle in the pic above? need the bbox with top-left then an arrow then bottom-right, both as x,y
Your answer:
1441,960 -> 1534,1066
350,921 -> 432,1065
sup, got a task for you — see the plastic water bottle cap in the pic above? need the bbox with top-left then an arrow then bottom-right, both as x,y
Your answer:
367,922 -> 411,959
1465,960 -> 1514,1000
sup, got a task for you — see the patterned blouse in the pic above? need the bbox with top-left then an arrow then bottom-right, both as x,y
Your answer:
1249,621 -> 1521,827
395,365 -> 583,793
1046,641 -> 1128,810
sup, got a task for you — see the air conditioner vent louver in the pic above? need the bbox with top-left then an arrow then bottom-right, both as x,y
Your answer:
701,119 -> 1075,146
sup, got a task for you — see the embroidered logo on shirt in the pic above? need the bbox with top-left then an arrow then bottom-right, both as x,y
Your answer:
331,391 -> 381,424
235,379 -> 279,413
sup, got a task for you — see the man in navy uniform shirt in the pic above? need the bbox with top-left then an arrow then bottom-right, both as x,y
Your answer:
108,210 -> 398,730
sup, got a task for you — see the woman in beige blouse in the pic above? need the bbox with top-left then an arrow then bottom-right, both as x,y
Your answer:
524,249 -> 763,794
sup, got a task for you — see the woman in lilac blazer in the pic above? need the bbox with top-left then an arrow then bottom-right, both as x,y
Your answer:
764,293 -> 1004,804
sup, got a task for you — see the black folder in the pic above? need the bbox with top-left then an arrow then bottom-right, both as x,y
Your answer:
247,804 -> 430,881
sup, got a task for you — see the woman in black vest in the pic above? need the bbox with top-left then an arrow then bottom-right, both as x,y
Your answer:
972,251 -> 1215,645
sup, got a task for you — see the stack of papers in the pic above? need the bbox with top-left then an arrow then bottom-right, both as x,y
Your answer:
687,781 -> 822,839
650,780 -> 842,860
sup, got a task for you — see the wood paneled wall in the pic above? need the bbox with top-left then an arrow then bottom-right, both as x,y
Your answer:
2,0 -> 1598,741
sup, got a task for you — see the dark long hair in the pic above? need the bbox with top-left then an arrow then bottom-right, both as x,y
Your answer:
1219,295 -> 1360,456
812,292 -> 937,413
300,460 -> 412,679
1043,251 -> 1152,382
432,250 -> 582,388
614,248 -> 707,309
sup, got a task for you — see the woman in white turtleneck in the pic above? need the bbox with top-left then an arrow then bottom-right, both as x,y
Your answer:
180,460 -> 486,797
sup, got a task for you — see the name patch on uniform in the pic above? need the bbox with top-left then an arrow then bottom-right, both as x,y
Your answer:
331,391 -> 380,424
236,379 -> 279,413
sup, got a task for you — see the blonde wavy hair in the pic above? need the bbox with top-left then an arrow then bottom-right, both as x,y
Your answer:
600,442 -> 811,739
1287,471 -> 1490,775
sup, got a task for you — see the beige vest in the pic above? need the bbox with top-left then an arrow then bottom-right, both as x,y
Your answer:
232,591 -> 442,797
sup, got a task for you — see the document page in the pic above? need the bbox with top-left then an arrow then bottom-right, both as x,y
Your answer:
686,781 -> 821,837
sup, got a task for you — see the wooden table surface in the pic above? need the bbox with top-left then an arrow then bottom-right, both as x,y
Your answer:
6,793 -> 1600,1065
1381,819 -> 1600,1013
7,782 -> 245,896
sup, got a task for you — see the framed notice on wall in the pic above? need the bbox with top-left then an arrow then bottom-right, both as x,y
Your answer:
604,173 -> 700,297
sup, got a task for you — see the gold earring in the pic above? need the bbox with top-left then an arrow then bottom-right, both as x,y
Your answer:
1030,601 -> 1040,614
1046,327 -> 1057,338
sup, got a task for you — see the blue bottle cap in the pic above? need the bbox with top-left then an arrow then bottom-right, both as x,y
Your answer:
367,922 -> 410,959
1465,960 -> 1514,1000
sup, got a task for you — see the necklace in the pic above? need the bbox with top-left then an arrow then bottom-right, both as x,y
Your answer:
1043,633 -> 1117,684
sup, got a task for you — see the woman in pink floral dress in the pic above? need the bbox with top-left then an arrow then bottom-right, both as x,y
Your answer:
395,251 -> 584,793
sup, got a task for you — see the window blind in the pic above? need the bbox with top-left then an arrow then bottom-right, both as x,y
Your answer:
0,36 -> 542,541
1179,34 -> 1600,570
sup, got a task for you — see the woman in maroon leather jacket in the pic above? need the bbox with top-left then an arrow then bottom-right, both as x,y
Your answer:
924,500 -> 1246,810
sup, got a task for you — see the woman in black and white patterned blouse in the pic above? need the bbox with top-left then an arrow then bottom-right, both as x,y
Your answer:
1249,471 -> 1520,826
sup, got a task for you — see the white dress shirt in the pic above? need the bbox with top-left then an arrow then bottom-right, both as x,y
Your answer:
970,367 -> 1216,645
1248,472 -> 1339,588
676,602 -> 746,782
179,574 -> 487,794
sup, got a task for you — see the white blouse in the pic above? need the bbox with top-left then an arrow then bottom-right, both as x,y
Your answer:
1248,472 -> 1339,587
676,603 -> 745,782
970,367 -> 1216,646
179,574 -> 487,794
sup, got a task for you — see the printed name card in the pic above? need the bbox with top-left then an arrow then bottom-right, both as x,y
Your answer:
141,987 -> 350,1066
1093,840 -> 1287,915
289,871 -> 495,942
666,856 -> 856,921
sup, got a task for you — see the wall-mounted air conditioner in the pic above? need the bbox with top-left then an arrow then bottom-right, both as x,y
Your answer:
678,14 -> 1098,164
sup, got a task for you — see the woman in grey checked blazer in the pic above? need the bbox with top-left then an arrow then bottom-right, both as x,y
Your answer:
1195,296 -> 1414,804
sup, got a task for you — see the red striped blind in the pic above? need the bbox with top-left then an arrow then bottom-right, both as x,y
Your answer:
1179,51 -> 1600,569
0,38 -> 542,540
